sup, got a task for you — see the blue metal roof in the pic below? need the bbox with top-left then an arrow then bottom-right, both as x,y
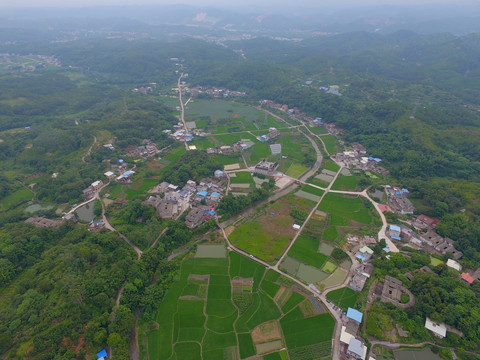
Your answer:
346,308 -> 363,323
383,247 -> 391,253
391,235 -> 401,241
389,224 -> 401,232
356,254 -> 367,262
205,210 -> 215,215
197,191 -> 208,196
211,192 -> 220,196
402,188 -> 409,193
97,349 -> 108,359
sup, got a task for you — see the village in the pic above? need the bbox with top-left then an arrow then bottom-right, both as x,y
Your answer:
17,74 -> 478,360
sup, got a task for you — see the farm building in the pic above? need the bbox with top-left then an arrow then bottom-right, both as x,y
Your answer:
346,308 -> 363,324
254,161 -> 279,176
461,273 -> 475,285
347,338 -> 367,360
270,143 -> 282,155
425,318 -> 447,338
446,259 -> 462,271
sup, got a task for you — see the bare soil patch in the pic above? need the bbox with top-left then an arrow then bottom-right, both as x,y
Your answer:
251,320 -> 282,344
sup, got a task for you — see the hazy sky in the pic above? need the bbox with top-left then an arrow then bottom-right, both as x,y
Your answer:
0,0 -> 474,7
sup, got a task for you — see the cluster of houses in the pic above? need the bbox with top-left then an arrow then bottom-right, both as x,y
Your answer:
445,259 -> 480,287
163,123 -> 194,143
339,308 -> 368,360
124,139 -> 161,159
259,99 -> 343,136
25,214 -> 77,228
171,84 -> 246,98
257,127 -> 280,142
145,173 -> 226,228
82,180 -> 104,199
384,186 -> 415,215
131,86 -> 153,94
206,140 -> 253,155
331,144 -> 390,176
386,213 -> 463,260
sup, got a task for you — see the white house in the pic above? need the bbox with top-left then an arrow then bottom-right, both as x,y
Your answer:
425,318 -> 447,338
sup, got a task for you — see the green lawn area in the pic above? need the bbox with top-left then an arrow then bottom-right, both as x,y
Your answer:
1,187 -> 34,209
430,257 -> 444,266
326,287 -> 361,311
331,175 -> 358,191
321,135 -> 339,155
286,164 -> 309,178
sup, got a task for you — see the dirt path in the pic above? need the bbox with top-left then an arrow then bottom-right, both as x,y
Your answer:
100,196 -> 143,260
81,135 -> 97,163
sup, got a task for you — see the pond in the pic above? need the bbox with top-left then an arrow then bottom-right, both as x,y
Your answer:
75,202 -> 95,222
394,348 -> 443,360
25,204 -> 54,213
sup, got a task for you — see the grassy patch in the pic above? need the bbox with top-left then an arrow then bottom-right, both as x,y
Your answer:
1,187 -> 34,209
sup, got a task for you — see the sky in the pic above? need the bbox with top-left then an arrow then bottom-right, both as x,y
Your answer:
0,0 -> 474,7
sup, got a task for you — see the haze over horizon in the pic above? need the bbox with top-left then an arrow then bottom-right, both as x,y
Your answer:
0,0 -> 477,8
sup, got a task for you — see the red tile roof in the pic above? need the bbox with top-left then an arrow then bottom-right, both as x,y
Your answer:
461,273 -> 475,284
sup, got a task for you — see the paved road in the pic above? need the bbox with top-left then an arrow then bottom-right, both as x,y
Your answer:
177,73 -> 190,151
274,166 -> 343,269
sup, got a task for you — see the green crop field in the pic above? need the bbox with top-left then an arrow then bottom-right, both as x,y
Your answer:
280,307 -> 335,350
301,185 -> 325,197
324,160 -> 340,172
326,287 -> 360,310
287,236 -> 328,269
147,247 -> 335,360
318,193 -> 373,226
238,333 -> 256,359
230,221 -> 291,262
230,171 -> 255,184
321,261 -> 337,274
281,292 -> 305,314
1,187 -> 34,209
286,164 -> 309,178
277,132 -> 314,166
331,175 -> 358,191
321,135 -> 338,155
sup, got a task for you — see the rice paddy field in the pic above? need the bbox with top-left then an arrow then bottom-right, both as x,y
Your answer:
146,249 -> 335,360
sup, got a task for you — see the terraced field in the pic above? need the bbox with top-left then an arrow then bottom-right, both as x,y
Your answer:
147,248 -> 335,360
